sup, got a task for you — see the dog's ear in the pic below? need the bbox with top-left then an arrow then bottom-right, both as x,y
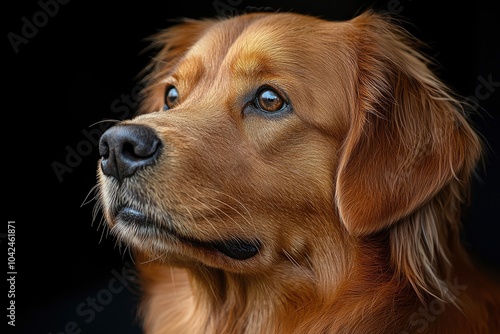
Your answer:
335,12 -> 482,235
138,19 -> 217,114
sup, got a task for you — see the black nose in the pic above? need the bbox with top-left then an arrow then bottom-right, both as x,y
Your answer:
99,124 -> 162,182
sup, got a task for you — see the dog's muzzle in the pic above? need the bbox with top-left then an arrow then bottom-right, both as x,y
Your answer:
98,125 -> 261,260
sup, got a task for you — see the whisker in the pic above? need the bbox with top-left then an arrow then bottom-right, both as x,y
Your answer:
203,188 -> 258,237
188,186 -> 257,237
81,184 -> 100,207
98,221 -> 108,244
88,119 -> 121,127
209,188 -> 254,221
186,194 -> 226,241
128,247 -> 136,265
92,201 -> 103,226
113,237 -> 121,254
122,243 -> 130,260
209,197 -> 256,236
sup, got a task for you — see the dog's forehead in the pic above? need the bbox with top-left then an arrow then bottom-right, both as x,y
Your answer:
182,13 -> 333,76
162,13 -> 353,130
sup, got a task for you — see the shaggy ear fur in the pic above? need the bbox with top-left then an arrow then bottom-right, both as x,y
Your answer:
335,12 -> 482,236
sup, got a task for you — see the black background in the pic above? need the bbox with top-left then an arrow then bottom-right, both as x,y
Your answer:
4,0 -> 499,333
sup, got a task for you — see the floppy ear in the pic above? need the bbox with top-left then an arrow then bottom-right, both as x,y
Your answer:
335,12 -> 482,235
138,18 -> 217,114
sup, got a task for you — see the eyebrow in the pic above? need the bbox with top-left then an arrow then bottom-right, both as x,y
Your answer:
229,51 -> 276,81
174,56 -> 206,87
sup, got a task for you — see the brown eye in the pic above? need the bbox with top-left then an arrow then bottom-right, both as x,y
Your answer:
163,86 -> 179,110
256,89 -> 285,112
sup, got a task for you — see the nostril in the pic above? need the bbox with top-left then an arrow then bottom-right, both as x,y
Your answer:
122,137 -> 161,161
122,142 -> 136,160
98,124 -> 162,181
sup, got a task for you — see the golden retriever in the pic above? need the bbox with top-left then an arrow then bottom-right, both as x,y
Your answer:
96,10 -> 500,333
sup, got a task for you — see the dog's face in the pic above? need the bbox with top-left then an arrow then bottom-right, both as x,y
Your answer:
99,13 -> 348,272
97,12 -> 480,274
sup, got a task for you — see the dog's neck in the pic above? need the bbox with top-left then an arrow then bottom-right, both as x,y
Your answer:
137,205 -> 499,334
188,265 -> 321,333
137,230 -> 415,333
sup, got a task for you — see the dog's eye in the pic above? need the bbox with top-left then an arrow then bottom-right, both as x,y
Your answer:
163,86 -> 179,110
256,88 -> 285,113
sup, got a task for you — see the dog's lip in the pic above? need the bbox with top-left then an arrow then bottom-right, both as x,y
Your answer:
115,207 -> 260,260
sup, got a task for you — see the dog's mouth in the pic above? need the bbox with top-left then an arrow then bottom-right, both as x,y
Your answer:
115,207 -> 260,260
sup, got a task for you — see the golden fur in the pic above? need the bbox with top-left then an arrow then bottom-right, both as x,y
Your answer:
97,11 -> 500,333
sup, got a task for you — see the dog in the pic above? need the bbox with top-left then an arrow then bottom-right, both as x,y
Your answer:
96,10 -> 500,333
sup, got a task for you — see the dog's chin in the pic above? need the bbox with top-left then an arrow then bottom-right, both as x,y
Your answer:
111,207 -> 260,261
